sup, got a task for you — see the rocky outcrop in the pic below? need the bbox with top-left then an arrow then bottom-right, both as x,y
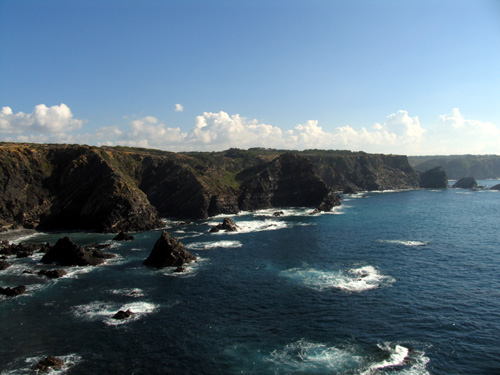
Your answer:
41,237 -> 115,266
491,184 -> 500,191
38,269 -> 67,279
452,177 -> 478,189
113,309 -> 134,320
419,166 -> 448,188
0,260 -> 11,270
210,217 -> 239,233
144,231 -> 196,268
34,356 -> 64,373
113,231 -> 134,241
0,285 -> 26,297
238,153 -> 338,211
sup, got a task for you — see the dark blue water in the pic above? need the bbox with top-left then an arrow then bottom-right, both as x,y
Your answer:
1,183 -> 499,374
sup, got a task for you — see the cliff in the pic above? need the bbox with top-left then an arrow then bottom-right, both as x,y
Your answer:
410,155 -> 500,179
0,143 -> 426,232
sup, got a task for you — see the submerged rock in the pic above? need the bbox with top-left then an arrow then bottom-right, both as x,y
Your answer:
0,285 -> 26,297
113,231 -> 134,241
452,177 -> 478,189
34,356 -> 64,373
38,269 -> 68,279
419,166 -> 448,189
41,237 -> 115,266
144,231 -> 196,268
210,217 -> 239,233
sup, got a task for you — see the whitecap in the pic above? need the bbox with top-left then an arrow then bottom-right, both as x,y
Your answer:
281,265 -> 395,292
361,342 -> 430,375
186,240 -> 243,250
108,288 -> 145,298
160,257 -> 207,278
379,240 -> 429,247
207,219 -> 289,234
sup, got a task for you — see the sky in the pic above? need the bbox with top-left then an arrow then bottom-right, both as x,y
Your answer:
1,0 -> 500,155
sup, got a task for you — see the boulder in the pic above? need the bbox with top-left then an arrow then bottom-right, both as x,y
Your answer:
144,231 -> 196,268
38,269 -> 68,279
113,309 -> 134,320
41,237 -> 114,266
210,217 -> 239,233
316,191 -> 342,212
34,356 -> 64,372
452,177 -> 478,189
419,166 -> 448,188
113,231 -> 134,241
490,184 -> 500,191
273,211 -> 284,217
0,285 -> 26,297
0,260 -> 10,270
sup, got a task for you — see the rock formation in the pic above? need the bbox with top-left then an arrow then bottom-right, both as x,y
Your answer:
41,237 -> 115,266
210,217 -> 239,232
113,231 -> 134,241
34,356 -> 64,373
452,177 -> 478,189
0,285 -> 26,297
0,260 -> 10,270
419,166 -> 449,188
144,231 -> 196,268
490,184 -> 500,191
38,269 -> 68,279
113,309 -> 134,320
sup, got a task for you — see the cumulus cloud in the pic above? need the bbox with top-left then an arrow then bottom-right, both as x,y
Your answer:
174,104 -> 184,112
0,104 -> 83,134
2,104 -> 499,155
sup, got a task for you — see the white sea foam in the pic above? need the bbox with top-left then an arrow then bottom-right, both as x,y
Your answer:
71,300 -> 158,326
281,265 -> 395,292
0,353 -> 82,374
159,257 -> 207,278
186,240 -> 243,250
207,219 -> 289,234
108,288 -> 145,298
267,340 -> 429,375
267,339 -> 363,372
379,240 -> 429,247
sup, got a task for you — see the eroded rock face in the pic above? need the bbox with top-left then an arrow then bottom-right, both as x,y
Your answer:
238,153 -> 337,211
144,231 -> 196,268
41,237 -> 115,266
452,177 -> 478,189
419,166 -> 449,189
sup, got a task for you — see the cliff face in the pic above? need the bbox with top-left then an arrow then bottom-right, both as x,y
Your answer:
410,155 -> 500,179
0,143 -> 426,232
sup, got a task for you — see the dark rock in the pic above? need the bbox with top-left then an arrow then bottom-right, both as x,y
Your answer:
174,266 -> 185,273
34,356 -> 64,372
419,166 -> 449,188
85,243 -> 112,250
0,242 -> 42,257
16,250 -> 33,258
23,269 -> 34,274
0,260 -> 10,270
0,285 -> 26,297
113,231 -> 134,241
210,217 -> 239,233
490,184 -> 500,191
38,269 -> 68,279
144,231 -> 196,268
316,191 -> 342,212
41,237 -> 114,266
273,211 -> 284,217
113,309 -> 134,320
452,177 -> 478,189
342,186 -> 357,195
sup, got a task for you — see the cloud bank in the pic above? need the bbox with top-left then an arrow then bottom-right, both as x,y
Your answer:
1,104 -> 499,155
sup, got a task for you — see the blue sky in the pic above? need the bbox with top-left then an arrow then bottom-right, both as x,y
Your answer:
1,0 -> 500,154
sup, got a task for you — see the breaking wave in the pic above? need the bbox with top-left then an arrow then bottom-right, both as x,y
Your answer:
379,240 -> 429,247
71,300 -> 158,326
186,240 -> 243,250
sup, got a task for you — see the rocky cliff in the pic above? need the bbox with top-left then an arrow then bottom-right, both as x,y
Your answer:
0,143 -> 429,232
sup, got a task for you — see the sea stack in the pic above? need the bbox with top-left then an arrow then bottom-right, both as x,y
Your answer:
144,231 -> 196,268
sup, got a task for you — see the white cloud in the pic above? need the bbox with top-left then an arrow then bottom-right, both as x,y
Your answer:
175,104 -> 184,112
0,104 -> 83,134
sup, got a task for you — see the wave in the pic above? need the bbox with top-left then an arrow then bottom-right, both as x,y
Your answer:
266,340 -> 429,375
0,353 -> 82,374
207,219 -> 290,234
379,240 -> 429,247
71,300 -> 158,326
160,257 -> 208,278
281,265 -> 395,292
108,288 -> 145,298
186,240 -> 243,250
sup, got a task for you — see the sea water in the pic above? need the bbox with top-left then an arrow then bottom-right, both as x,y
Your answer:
1,181 -> 499,374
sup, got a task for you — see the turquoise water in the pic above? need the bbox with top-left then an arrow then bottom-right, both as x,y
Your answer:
1,182 -> 499,374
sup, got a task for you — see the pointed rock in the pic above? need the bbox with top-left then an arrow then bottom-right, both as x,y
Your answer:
144,231 -> 196,268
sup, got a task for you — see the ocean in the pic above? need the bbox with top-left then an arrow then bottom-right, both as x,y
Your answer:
1,181 -> 499,374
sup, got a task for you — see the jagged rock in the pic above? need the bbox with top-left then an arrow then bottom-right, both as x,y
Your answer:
41,237 -> 115,266
342,186 -> 357,195
113,309 -> 134,320
490,184 -> 500,191
210,218 -> 239,233
113,231 -> 134,241
0,260 -> 11,270
273,211 -> 284,217
0,242 -> 42,257
144,231 -> 196,268
34,356 -> 64,372
419,166 -> 449,188
316,191 -> 342,212
0,285 -> 26,297
452,177 -> 478,189
38,269 -> 68,279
